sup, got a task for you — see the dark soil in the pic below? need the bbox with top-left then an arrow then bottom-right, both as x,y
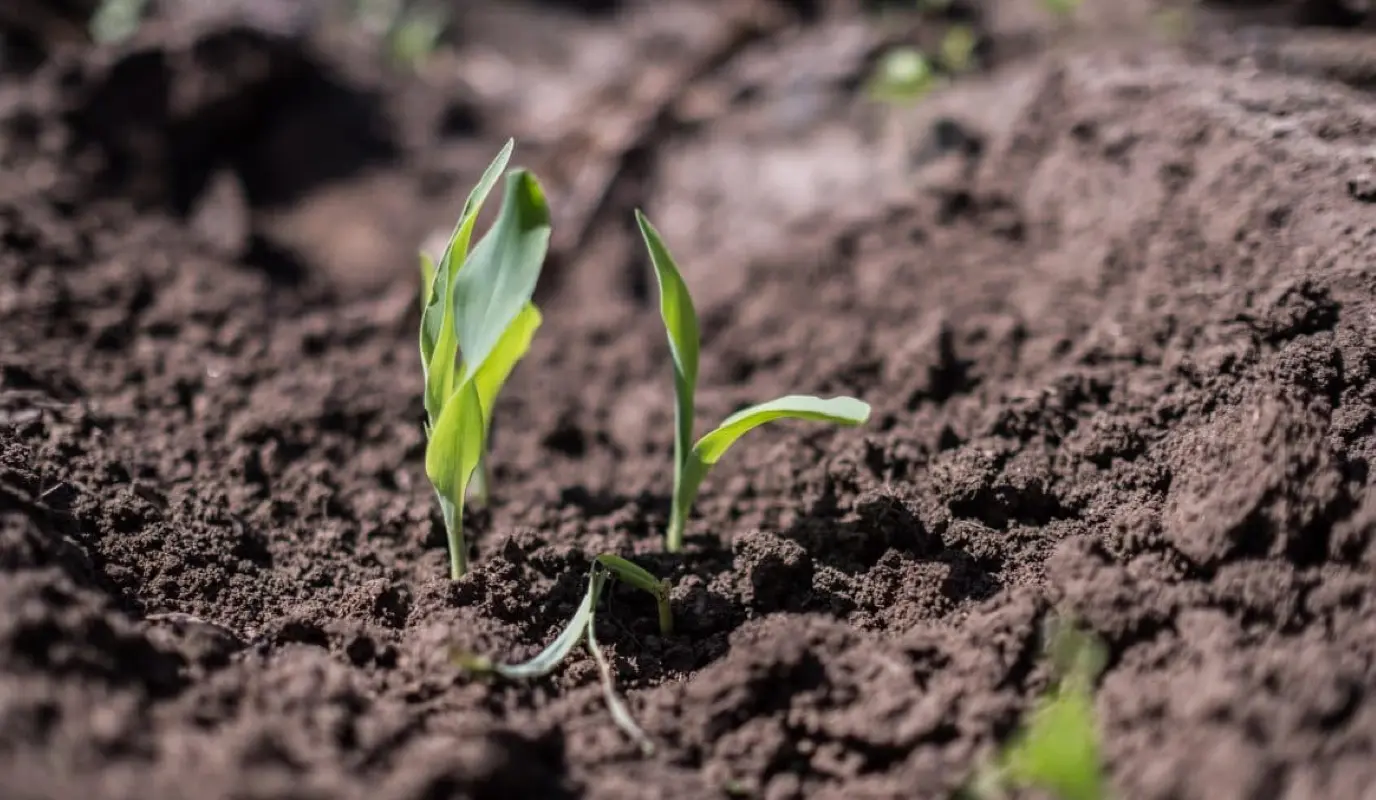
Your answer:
3,1 -> 1376,798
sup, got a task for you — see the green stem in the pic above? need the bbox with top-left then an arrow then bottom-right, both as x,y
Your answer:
655,582 -> 673,636
439,491 -> 467,579
666,500 -> 686,553
666,455 -> 706,554
594,554 -> 674,635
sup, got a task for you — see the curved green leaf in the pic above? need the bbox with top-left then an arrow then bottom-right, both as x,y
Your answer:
450,138 -> 516,276
472,302 -> 543,436
425,381 -> 485,504
454,170 -> 552,386
455,565 -> 604,680
693,394 -> 871,465
596,553 -> 673,635
421,139 -> 513,422
453,558 -> 663,751
594,554 -> 662,595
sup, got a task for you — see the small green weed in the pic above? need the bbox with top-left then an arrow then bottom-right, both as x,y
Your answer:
868,46 -> 937,104
90,0 -> 149,44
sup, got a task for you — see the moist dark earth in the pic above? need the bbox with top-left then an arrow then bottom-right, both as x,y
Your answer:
2,1 -> 1376,798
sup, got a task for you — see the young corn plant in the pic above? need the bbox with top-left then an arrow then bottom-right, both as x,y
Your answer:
635,211 -> 872,552
420,139 -> 549,579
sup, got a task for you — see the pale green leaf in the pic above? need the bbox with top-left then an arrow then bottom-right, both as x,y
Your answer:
419,252 -> 436,308
594,554 -> 663,596
421,138 -> 512,368
450,138 -> 516,273
1000,686 -> 1105,800
471,302 -> 542,435
453,170 -> 552,386
421,139 -> 513,421
452,557 -> 667,749
425,380 -> 485,508
634,210 -> 699,473
457,566 -> 605,680
693,395 -> 871,465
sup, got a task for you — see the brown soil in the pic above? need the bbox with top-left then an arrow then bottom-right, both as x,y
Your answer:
3,1 -> 1376,798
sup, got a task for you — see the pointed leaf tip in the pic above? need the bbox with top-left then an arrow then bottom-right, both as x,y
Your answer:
635,212 -> 700,391
453,169 -> 553,385
420,139 -> 516,423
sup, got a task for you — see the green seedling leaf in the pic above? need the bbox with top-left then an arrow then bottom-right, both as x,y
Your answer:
594,554 -> 662,595
635,211 -> 700,553
91,0 -> 150,44
999,685 -> 1106,800
869,47 -> 936,104
939,25 -> 978,73
464,301 -> 543,507
963,618 -> 1109,800
596,553 -> 673,635
425,380 -> 484,579
421,139 -> 513,423
387,6 -> 447,69
453,556 -> 670,752
472,302 -> 542,434
420,143 -> 550,578
453,170 -> 552,385
693,395 -> 872,466
671,395 -> 872,545
456,564 -> 604,680
419,252 -> 437,308
1044,615 -> 1108,689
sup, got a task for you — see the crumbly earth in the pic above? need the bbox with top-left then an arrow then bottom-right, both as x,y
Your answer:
2,1 -> 1375,798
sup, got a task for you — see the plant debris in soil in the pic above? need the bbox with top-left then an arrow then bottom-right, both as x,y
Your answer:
2,0 -> 1376,798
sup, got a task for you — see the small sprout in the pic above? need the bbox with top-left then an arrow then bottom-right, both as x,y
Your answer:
346,1 -> 449,72
868,46 -> 937,104
635,212 -> 871,553
939,25 -> 979,74
963,616 -> 1109,800
90,0 -> 149,44
420,139 -> 551,578
386,5 -> 447,69
453,554 -> 672,754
